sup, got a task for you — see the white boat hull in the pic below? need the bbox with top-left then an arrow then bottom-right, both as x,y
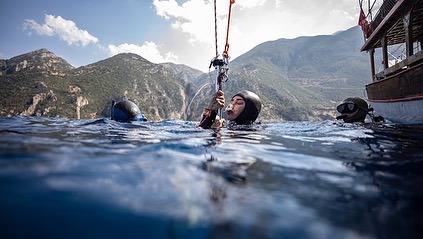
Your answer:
368,97 -> 423,124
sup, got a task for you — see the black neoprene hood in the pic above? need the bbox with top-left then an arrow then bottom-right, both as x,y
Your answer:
111,100 -> 146,122
337,97 -> 368,123
232,90 -> 262,125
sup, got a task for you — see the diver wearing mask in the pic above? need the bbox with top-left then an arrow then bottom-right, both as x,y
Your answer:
335,97 -> 384,123
336,98 -> 369,123
198,90 -> 262,129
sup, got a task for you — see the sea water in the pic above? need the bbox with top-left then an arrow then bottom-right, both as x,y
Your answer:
0,116 -> 422,239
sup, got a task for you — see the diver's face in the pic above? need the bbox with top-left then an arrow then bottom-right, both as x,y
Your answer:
226,96 -> 245,121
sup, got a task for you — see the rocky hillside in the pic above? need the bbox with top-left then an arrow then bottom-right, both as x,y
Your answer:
0,49 -> 198,120
194,26 -> 370,121
0,48 -> 74,76
0,27 -> 371,122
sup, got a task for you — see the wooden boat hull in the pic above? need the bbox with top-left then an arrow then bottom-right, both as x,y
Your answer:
365,60 -> 423,123
360,0 -> 423,124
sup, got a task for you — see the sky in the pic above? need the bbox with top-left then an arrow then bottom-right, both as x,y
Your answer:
0,0 -> 364,72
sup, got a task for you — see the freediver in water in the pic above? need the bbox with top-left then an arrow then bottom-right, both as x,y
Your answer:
110,100 -> 148,122
336,97 -> 384,123
198,90 -> 262,129
198,90 -> 262,184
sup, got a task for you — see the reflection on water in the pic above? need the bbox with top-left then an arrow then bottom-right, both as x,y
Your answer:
0,117 -> 422,238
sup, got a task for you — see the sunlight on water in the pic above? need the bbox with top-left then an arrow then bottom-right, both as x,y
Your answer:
0,116 -> 422,239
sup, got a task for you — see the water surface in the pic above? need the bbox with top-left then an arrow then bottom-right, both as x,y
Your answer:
0,116 -> 422,238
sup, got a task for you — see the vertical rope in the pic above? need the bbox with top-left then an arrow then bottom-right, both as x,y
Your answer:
211,0 -> 235,120
224,0 -> 235,57
214,0 -> 219,58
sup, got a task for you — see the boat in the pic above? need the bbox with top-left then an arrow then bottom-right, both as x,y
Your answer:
359,0 -> 423,124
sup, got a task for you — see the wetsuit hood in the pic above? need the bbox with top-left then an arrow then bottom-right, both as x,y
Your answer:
232,90 -> 261,125
111,100 -> 147,122
336,97 -> 368,123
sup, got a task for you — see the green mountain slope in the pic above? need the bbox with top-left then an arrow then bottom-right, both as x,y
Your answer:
0,50 -> 195,120
195,26 -> 370,121
0,26 -> 372,122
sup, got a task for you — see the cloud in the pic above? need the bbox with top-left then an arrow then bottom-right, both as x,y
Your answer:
153,0 -> 360,61
23,14 -> 98,46
153,0 -> 216,45
107,41 -> 178,63
236,0 -> 266,9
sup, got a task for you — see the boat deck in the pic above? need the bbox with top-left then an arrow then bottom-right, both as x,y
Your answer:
366,59 -> 423,100
375,50 -> 423,79
360,0 -> 423,124
361,0 -> 423,51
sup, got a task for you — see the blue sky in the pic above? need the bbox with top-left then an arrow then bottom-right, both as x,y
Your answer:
1,0 -> 364,72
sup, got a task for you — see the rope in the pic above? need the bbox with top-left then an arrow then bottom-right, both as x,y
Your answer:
214,0 -> 218,58
224,0 -> 235,57
184,83 -> 212,118
211,0 -> 235,119
359,0 -> 377,20
213,0 -> 235,58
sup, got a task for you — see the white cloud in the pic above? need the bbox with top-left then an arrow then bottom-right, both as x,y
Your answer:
153,0 -> 216,45
23,19 -> 54,36
23,14 -> 98,46
107,41 -> 178,63
236,0 -> 266,9
153,0 -> 360,68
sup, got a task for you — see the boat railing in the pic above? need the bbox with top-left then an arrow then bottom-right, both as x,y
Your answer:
375,49 -> 423,80
371,0 -> 398,32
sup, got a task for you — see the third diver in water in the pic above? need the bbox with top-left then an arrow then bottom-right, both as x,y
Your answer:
336,97 -> 369,123
336,97 -> 384,123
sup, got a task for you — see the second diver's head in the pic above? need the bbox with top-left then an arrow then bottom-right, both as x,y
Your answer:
111,100 -> 147,122
226,90 -> 261,125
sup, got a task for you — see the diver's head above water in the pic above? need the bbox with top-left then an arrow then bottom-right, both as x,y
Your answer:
226,90 -> 261,125
336,97 -> 368,123
111,100 -> 147,122
198,90 -> 262,129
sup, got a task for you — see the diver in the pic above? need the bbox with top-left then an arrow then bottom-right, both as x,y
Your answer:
110,100 -> 147,122
336,97 -> 384,123
198,90 -> 262,129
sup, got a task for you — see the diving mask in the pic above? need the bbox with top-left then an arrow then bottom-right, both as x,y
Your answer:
336,102 -> 357,114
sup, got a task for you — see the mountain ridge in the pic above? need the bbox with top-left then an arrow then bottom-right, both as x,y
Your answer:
0,48 -> 74,76
0,26 -> 370,122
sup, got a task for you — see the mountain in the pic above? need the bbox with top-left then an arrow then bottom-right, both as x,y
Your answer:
160,62 -> 203,83
194,26 -> 370,121
0,50 -> 197,120
0,26 -> 371,122
0,48 -> 74,75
